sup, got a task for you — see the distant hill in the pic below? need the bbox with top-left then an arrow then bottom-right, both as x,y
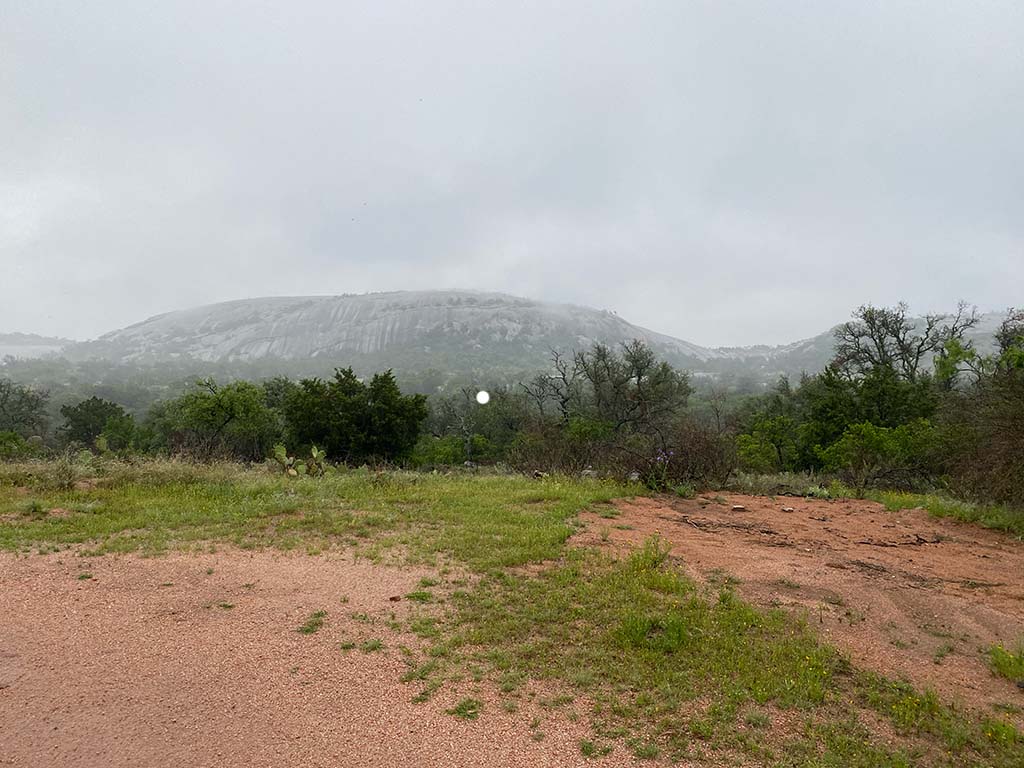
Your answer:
67,291 -> 720,376
0,333 -> 72,360
32,291 -> 1011,382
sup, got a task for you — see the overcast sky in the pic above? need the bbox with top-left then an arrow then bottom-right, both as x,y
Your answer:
2,1 -> 1022,346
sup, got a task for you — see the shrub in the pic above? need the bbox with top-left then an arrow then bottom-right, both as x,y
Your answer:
283,368 -> 427,464
818,419 -> 936,497
0,431 -> 42,461
59,397 -> 130,448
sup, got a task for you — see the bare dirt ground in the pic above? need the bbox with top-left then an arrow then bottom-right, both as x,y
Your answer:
578,493 -> 1024,720
0,550 -> 639,768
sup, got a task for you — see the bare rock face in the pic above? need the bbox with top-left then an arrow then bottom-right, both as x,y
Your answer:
71,290 -> 720,370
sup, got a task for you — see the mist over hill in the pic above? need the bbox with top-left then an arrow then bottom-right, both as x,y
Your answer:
0,333 -> 74,361
8,291 -> 1009,384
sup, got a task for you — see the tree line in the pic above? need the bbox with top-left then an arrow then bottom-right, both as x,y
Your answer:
2,302 -> 1021,509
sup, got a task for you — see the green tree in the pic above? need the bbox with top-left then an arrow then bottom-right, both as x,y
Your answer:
99,411 -> 137,452
937,310 -> 1024,505
574,340 -> 691,437
59,396 -> 128,447
0,378 -> 49,438
737,415 -> 798,472
283,368 -> 427,464
167,379 -> 282,460
833,302 -> 978,382
818,419 -> 935,496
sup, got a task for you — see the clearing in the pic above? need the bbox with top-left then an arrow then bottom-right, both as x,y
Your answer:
1,464 -> 1022,766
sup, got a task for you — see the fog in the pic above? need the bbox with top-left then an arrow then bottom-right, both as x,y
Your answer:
3,1 -> 1022,345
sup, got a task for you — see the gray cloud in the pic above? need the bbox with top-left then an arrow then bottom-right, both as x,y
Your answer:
2,1 -> 1022,345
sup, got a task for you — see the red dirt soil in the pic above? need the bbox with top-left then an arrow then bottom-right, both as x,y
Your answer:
0,551 -> 641,768
577,493 -> 1024,721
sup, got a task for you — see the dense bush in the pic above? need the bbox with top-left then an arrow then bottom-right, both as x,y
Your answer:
817,419 -> 936,497
59,396 -> 136,451
144,379 -> 282,461
937,311 -> 1024,506
0,431 -> 44,461
283,368 -> 428,464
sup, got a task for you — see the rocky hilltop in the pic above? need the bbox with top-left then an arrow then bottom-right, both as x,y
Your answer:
37,291 -> 1010,381
70,291 -> 719,373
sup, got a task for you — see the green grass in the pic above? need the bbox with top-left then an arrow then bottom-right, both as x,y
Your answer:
409,538 -> 1024,765
0,460 -> 638,570
579,738 -> 612,758
298,610 -> 327,634
988,642 -> 1024,682
446,697 -> 482,720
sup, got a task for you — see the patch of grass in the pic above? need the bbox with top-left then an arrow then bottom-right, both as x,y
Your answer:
629,739 -> 660,759
216,602 -> 234,610
76,572 -> 93,580
744,710 -> 770,729
412,536 -> 1024,765
359,638 -> 384,653
405,589 -> 434,603
988,642 -> 1024,682
673,483 -> 697,499
933,642 -> 955,665
338,640 -> 356,651
579,739 -> 612,758
400,660 -> 438,682
0,461 -> 639,570
445,697 -> 481,720
298,610 -> 327,634
438,538 -> 839,757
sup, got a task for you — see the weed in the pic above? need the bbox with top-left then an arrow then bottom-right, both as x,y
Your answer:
359,638 -> 384,653
989,642 -> 1024,681
630,740 -> 660,759
579,739 -> 612,758
446,697 -> 481,720
933,642 -> 955,665
298,610 -> 327,634
673,482 -> 696,499
744,710 -> 770,729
